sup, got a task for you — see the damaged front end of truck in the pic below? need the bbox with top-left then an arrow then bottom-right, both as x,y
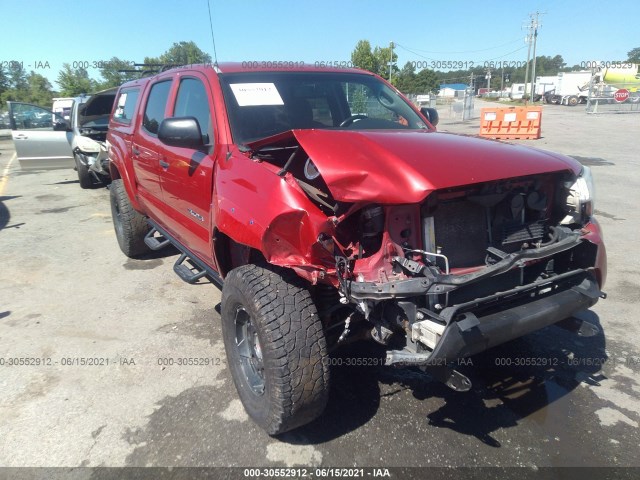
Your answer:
245,128 -> 607,391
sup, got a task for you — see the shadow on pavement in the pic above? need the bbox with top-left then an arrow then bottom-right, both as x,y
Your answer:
0,195 -> 22,231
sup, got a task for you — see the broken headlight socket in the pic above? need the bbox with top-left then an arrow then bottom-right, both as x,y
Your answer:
564,166 -> 595,224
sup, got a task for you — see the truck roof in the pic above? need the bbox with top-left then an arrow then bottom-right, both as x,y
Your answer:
116,62 -> 372,90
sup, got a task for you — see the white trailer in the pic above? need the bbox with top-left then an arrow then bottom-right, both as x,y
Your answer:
52,97 -> 75,121
535,76 -> 558,96
509,83 -> 526,100
550,71 -> 593,106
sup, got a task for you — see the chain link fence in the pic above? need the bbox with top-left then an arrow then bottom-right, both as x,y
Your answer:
406,89 -> 476,122
586,78 -> 640,113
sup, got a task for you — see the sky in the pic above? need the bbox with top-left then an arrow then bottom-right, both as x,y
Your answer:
1,0 -> 637,89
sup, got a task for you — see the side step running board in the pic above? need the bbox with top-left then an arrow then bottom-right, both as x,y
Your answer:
146,219 -> 224,289
173,253 -> 208,284
144,227 -> 171,251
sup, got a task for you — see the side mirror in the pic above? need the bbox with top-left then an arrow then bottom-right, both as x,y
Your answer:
53,119 -> 70,131
420,107 -> 439,127
158,117 -> 204,149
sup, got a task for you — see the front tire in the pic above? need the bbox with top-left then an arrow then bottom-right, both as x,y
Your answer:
75,153 -> 93,189
221,264 -> 330,435
110,179 -> 150,257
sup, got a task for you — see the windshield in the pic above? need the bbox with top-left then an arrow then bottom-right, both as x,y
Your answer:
219,71 -> 429,144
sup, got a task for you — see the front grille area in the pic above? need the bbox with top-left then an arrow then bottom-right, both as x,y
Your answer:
433,200 -> 487,268
427,174 -> 560,269
502,220 -> 546,246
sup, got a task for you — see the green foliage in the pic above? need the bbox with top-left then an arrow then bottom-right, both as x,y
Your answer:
97,57 -> 140,89
24,73 -> 54,105
0,65 -> 54,108
627,47 -> 640,63
394,61 -> 439,94
0,65 -> 8,99
151,41 -> 212,66
351,40 -> 398,80
7,62 -> 28,92
57,63 -> 96,96
351,40 -> 377,73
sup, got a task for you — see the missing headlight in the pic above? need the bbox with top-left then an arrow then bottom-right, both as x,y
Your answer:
562,166 -> 595,225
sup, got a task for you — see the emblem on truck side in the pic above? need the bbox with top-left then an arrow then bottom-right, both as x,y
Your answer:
187,208 -> 204,222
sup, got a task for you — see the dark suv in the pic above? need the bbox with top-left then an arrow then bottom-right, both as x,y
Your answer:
107,63 -> 606,435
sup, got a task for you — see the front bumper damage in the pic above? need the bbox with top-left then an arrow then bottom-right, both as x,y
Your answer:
340,230 -> 605,391
74,142 -> 109,177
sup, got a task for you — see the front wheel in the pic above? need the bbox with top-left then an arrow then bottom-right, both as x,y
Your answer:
110,179 -> 150,257
75,154 -> 93,189
221,264 -> 330,435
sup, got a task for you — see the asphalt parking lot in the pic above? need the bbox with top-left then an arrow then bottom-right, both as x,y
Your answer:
1,105 -> 639,474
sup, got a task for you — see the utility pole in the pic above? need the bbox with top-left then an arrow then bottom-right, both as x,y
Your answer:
523,17 -> 534,100
470,72 -> 475,93
500,65 -> 504,92
485,68 -> 492,91
524,11 -> 545,102
530,12 -> 543,102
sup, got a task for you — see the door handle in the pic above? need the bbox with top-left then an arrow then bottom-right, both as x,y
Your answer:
159,160 -> 169,169
132,146 -> 140,155
14,134 -> 28,139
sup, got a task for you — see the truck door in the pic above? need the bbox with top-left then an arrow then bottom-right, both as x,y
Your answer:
131,79 -> 173,221
157,75 -> 216,264
7,102 -> 73,170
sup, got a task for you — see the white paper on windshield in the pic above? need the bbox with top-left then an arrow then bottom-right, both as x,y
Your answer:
230,83 -> 284,106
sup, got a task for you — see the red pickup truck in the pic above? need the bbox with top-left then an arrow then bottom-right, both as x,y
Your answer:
107,63 -> 606,435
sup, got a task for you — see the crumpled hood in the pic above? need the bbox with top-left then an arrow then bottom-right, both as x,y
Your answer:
247,129 -> 582,204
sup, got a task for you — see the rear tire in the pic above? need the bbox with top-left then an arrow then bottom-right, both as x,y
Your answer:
75,154 -> 93,189
110,179 -> 150,257
568,95 -> 579,106
221,264 -> 330,435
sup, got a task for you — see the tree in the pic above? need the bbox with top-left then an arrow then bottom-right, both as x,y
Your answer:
350,40 -> 399,80
0,65 -> 8,100
395,61 -> 417,93
0,63 -> 29,105
97,57 -> 141,89
57,64 -> 95,96
351,40 -> 377,73
146,41 -> 212,66
6,62 -> 28,92
414,68 -> 439,94
627,47 -> 640,63
373,44 -> 398,81
25,73 -> 54,106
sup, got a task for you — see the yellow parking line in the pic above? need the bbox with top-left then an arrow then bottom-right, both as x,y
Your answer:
0,152 -> 16,196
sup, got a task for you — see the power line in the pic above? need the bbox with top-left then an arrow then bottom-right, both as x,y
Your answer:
395,38 -> 522,55
396,42 -> 528,65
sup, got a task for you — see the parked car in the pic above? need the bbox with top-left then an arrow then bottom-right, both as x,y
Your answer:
6,88 -> 116,177
107,63 -> 606,435
6,101 -> 72,170
69,88 -> 117,188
